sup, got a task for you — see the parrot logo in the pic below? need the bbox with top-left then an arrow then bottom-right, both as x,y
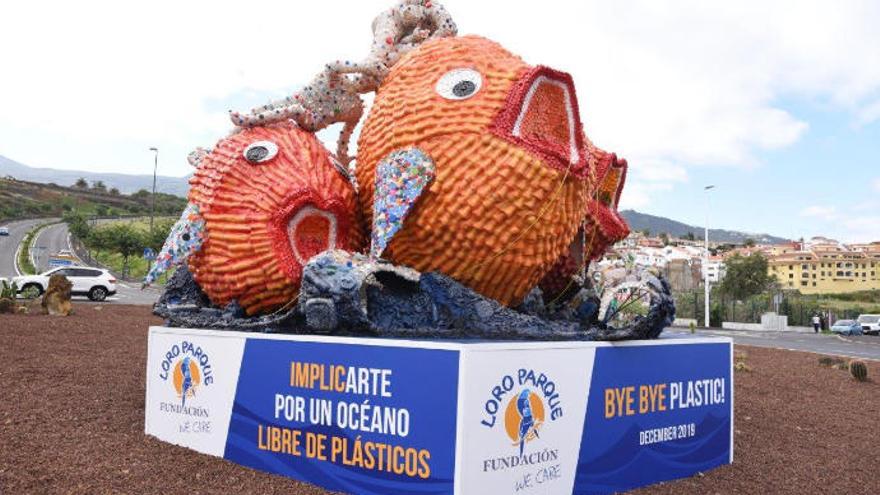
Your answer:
504,389 -> 545,454
180,358 -> 193,406
173,357 -> 201,407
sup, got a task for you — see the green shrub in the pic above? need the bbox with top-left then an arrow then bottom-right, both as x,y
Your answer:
849,360 -> 868,382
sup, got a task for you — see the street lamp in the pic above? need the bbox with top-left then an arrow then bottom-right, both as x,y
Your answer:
149,147 -> 158,232
704,185 -> 716,327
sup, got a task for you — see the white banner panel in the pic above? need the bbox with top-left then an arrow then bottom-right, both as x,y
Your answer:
144,328 -> 246,456
456,347 -> 595,494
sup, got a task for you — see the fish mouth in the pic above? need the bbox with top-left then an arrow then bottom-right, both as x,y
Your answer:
286,205 -> 338,266
270,195 -> 351,280
490,66 -> 590,178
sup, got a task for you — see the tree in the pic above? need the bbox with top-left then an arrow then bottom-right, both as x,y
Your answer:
92,180 -> 107,193
641,229 -> 651,237
74,177 -> 88,189
719,253 -> 775,301
146,219 -> 175,252
109,187 -> 120,196
87,223 -> 145,277
743,238 -> 756,248
63,211 -> 91,240
684,231 -> 696,241
659,232 -> 670,246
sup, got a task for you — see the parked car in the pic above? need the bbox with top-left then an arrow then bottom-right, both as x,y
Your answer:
857,314 -> 880,335
13,267 -> 117,301
0,226 -> 9,236
830,319 -> 863,336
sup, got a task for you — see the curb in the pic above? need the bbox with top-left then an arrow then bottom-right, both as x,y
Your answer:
15,221 -> 58,276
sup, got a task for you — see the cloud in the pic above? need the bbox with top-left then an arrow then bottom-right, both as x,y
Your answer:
801,206 -> 839,221
840,217 -> 880,243
800,205 -> 880,243
856,100 -> 880,126
874,178 -> 880,192
618,158 -> 689,210
853,199 -> 880,213
619,182 -> 668,210
0,0 -> 878,186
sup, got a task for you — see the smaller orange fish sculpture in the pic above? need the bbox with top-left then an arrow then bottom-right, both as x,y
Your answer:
148,122 -> 363,315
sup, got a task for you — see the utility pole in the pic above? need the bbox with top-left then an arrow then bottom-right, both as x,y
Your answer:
149,147 -> 158,233
704,185 -> 715,327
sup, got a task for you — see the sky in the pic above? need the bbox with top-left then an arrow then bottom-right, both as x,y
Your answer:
1,0 -> 878,242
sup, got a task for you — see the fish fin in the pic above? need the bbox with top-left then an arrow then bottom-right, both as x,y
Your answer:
370,147 -> 435,259
143,203 -> 205,285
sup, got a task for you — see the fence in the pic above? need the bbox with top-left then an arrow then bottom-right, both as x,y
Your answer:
672,290 -> 874,328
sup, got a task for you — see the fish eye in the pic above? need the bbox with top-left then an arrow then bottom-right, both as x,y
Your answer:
435,68 -> 482,100
243,140 -> 278,163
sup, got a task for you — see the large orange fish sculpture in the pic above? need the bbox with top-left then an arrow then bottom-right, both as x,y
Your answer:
357,35 -> 629,307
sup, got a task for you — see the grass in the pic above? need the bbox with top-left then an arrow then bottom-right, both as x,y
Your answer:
17,222 -> 55,275
810,298 -> 880,314
86,216 -> 176,281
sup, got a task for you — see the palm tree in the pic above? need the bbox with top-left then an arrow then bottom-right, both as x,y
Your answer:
74,177 -> 88,189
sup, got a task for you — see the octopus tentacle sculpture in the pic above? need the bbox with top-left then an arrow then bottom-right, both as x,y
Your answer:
228,0 -> 456,165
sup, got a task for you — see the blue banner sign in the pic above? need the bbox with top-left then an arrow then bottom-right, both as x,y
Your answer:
145,329 -> 733,495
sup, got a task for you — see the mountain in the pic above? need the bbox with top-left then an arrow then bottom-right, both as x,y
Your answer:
0,155 -> 190,197
0,176 -> 187,221
0,154 -> 790,244
620,210 -> 790,245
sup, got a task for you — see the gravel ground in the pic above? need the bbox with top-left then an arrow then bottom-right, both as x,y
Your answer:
1,305 -> 879,494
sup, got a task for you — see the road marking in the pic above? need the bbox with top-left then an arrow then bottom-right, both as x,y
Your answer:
66,231 -> 86,265
13,239 -> 23,276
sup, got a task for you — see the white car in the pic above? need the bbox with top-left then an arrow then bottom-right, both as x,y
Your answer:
14,266 -> 117,301
857,314 -> 880,336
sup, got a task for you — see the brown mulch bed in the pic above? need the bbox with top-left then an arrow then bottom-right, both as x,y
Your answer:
1,305 -> 879,494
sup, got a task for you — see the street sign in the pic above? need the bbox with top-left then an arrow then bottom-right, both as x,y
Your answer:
48,258 -> 74,267
143,247 -> 156,260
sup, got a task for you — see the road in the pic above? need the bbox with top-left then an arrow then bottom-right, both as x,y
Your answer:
13,220 -> 162,305
668,327 -> 880,361
6,219 -> 880,341
0,218 -> 55,279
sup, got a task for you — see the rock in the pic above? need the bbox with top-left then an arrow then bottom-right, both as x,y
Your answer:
0,297 -> 15,314
153,265 -> 298,331
42,274 -> 72,316
304,298 -> 338,331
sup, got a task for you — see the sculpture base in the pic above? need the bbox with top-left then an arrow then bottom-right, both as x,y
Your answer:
145,327 -> 733,494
